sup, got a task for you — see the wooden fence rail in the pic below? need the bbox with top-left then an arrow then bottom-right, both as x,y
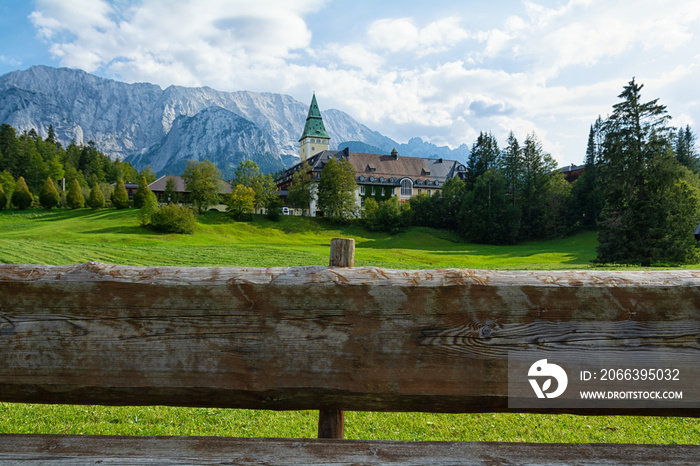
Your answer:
2,258 -> 700,416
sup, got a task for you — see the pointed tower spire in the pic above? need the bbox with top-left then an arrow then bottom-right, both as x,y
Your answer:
299,93 -> 330,162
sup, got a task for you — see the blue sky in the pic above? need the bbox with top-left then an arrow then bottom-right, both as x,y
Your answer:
2,0 -> 700,166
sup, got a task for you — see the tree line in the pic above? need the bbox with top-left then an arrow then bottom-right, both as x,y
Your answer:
0,123 -> 152,210
364,79 -> 700,264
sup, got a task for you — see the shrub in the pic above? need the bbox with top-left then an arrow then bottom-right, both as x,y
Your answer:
88,184 -> 106,209
66,178 -> 85,209
150,204 -> 196,234
39,177 -> 60,209
11,177 -> 33,210
363,197 -> 410,234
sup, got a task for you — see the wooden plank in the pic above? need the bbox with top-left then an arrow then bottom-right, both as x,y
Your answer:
2,263 -> 700,415
1,434 -> 699,465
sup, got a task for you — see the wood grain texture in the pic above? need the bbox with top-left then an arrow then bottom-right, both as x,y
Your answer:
2,434 -> 699,465
329,237 -> 354,268
2,263 -> 700,415
318,238 -> 353,439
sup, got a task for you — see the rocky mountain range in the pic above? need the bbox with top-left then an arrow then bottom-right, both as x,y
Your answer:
0,66 -> 468,177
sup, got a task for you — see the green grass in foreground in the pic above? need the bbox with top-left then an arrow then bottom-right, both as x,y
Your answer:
1,208 -> 603,269
1,208 -> 700,443
1,405 -> 699,444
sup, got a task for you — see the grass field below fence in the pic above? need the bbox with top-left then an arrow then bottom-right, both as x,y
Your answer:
1,208 -> 700,443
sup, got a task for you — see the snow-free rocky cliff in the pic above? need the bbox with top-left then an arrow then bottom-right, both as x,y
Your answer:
0,66 -> 467,176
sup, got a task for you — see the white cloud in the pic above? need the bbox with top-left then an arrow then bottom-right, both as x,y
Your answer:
24,0 -> 700,165
29,0 -> 325,88
367,17 -> 470,56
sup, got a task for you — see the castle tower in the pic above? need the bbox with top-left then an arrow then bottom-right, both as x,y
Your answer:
299,93 -> 330,162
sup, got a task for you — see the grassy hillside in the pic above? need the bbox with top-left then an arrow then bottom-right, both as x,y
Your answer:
0,208 -> 601,268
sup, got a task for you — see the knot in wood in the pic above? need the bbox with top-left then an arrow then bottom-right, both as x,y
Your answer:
479,326 -> 493,339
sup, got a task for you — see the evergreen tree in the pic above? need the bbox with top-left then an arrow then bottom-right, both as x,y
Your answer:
132,175 -> 153,209
458,169 -> 520,244
137,191 -> 158,225
317,157 -> 357,221
111,178 -> 130,209
88,183 -> 106,209
39,176 -> 60,209
46,124 -> 59,148
520,133 -> 557,239
502,132 -> 522,207
0,124 -> 18,174
596,78 -> 699,264
674,125 -> 699,173
572,123 -> 604,228
66,178 -> 85,209
466,132 -> 500,189
11,176 -> 33,210
0,184 -> 6,210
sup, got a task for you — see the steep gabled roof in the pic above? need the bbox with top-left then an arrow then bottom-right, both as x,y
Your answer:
299,94 -> 330,141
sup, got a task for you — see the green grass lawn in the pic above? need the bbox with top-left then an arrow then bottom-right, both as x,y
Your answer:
1,208 -> 699,443
0,208 -> 601,269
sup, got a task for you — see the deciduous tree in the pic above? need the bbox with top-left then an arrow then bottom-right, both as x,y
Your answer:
182,160 -> 222,213
317,157 -> 357,221
225,185 -> 255,220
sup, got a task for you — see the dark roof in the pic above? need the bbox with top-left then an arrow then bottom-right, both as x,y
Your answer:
558,164 -> 585,173
149,175 -> 232,194
277,149 -> 465,186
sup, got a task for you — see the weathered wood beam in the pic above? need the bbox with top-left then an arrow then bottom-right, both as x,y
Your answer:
1,434 -> 699,465
2,263 -> 700,415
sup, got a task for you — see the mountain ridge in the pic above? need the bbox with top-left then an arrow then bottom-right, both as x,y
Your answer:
0,66 -> 468,175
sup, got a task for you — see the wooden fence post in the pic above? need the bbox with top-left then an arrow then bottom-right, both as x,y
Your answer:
317,238 -> 354,439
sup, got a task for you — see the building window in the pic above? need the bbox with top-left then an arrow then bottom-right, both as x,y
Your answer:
360,185 -> 365,195
381,188 -> 385,196
371,186 -> 375,195
400,179 -> 413,197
